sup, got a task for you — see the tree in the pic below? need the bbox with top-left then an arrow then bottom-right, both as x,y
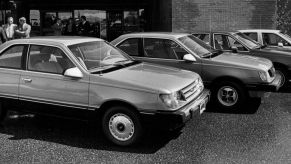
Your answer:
276,0 -> 291,34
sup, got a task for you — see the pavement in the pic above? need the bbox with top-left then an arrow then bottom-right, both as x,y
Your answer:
0,93 -> 290,164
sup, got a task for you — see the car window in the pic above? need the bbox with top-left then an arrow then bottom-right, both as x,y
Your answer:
262,33 -> 291,46
214,34 -> 230,50
117,38 -> 139,57
144,38 -> 187,60
28,45 -> 75,74
214,34 -> 247,51
227,36 -> 248,51
0,45 -> 24,69
68,41 -> 131,71
195,34 -> 210,45
178,35 -> 213,57
243,32 -> 258,41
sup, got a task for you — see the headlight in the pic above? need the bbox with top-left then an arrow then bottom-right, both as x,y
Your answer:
259,71 -> 268,82
259,71 -> 273,83
159,92 -> 184,110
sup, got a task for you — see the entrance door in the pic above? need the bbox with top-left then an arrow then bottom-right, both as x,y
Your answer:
107,11 -> 123,41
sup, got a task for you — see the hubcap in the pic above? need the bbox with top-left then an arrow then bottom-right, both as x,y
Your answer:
109,113 -> 134,141
217,86 -> 238,107
276,70 -> 285,87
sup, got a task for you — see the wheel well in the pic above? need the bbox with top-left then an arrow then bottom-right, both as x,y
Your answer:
273,62 -> 287,70
97,100 -> 139,118
210,76 -> 245,90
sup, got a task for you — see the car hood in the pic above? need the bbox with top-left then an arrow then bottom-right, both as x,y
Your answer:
253,47 -> 291,55
97,62 -> 199,93
212,52 -> 272,70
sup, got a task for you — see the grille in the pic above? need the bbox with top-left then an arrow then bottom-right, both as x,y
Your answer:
268,67 -> 275,78
180,79 -> 203,101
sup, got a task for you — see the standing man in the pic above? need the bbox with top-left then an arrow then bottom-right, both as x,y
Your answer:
78,16 -> 91,36
64,18 -> 76,35
3,17 -> 17,41
15,17 -> 31,38
52,18 -> 63,36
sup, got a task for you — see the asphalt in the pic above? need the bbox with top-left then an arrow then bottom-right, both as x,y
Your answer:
0,93 -> 290,164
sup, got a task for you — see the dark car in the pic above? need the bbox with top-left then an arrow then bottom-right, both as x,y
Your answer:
193,31 -> 291,88
111,32 -> 282,112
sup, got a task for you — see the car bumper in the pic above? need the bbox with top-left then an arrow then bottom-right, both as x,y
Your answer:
246,73 -> 282,92
140,89 -> 210,130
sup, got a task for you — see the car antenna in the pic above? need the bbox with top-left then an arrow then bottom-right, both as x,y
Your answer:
99,41 -> 103,76
209,14 -> 213,60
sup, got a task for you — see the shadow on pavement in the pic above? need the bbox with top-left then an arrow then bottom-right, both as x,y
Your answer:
205,97 -> 262,114
0,112 -> 181,154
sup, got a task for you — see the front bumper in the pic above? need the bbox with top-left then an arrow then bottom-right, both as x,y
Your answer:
246,73 -> 282,92
140,89 -> 210,130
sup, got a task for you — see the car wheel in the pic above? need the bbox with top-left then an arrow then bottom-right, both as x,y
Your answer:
102,106 -> 143,146
275,68 -> 288,88
212,81 -> 247,112
0,102 -> 7,122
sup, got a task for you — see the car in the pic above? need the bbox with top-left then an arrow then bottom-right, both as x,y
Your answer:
111,32 -> 282,112
0,36 -> 210,146
193,31 -> 291,88
239,29 -> 291,49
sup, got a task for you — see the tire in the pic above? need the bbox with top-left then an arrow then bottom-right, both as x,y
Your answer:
212,81 -> 247,112
275,68 -> 288,89
0,102 -> 7,123
102,106 -> 143,146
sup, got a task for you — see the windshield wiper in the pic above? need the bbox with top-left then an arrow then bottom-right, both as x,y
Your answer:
201,52 -> 212,58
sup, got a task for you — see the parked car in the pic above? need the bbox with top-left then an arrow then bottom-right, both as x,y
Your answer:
0,36 -> 210,146
239,29 -> 291,49
193,31 -> 291,88
111,32 -> 281,112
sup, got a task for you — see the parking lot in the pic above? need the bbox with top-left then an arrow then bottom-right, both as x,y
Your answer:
0,92 -> 290,164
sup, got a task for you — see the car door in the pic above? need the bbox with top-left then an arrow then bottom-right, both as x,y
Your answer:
0,44 -> 26,108
19,44 -> 89,116
117,37 -> 202,75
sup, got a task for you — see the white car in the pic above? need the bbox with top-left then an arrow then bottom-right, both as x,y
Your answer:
239,29 -> 291,49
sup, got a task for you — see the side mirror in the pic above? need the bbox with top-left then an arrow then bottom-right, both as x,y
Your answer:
183,54 -> 196,62
278,42 -> 284,47
64,67 -> 83,78
231,46 -> 238,53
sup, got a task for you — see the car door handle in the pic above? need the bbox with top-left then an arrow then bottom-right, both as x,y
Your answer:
22,78 -> 32,83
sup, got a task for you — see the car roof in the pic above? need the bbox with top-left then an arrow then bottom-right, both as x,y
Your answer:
116,32 -> 190,39
238,29 -> 281,33
5,36 -> 103,47
192,30 -> 238,34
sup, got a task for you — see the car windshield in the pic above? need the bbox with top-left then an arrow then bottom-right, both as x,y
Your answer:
178,35 -> 215,57
233,32 -> 260,49
281,32 -> 291,41
68,41 -> 132,71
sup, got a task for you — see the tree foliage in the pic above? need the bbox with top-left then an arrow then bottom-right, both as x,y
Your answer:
276,0 -> 291,33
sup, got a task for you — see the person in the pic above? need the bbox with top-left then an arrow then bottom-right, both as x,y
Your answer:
0,26 -> 7,44
15,17 -> 31,38
3,17 -> 17,40
52,18 -> 62,36
77,16 -> 91,36
64,18 -> 76,35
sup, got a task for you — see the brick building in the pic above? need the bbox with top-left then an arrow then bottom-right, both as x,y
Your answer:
0,0 -> 279,40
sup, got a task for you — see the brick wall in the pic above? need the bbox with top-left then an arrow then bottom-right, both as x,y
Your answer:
172,0 -> 277,32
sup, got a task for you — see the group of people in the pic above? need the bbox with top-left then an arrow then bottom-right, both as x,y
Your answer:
52,16 -> 91,36
0,16 -> 31,44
